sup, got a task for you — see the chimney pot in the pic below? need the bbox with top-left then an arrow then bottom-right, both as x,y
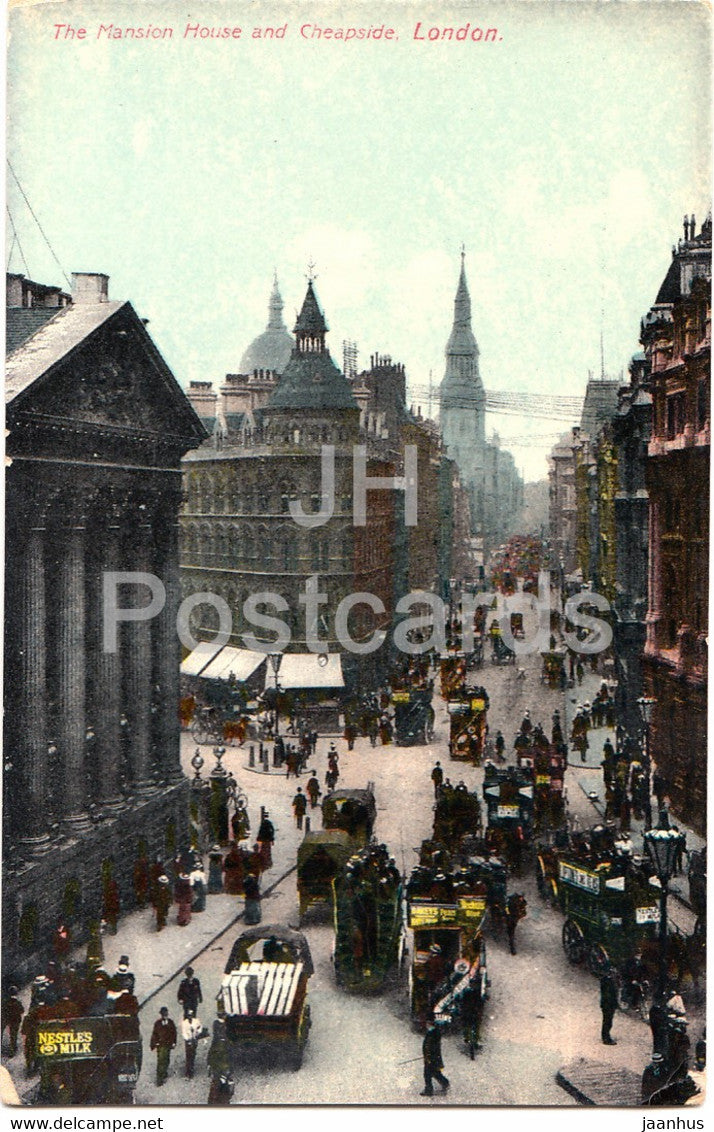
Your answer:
71,272 -> 109,303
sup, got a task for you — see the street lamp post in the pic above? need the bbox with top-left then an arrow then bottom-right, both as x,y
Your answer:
268,653 -> 281,740
643,810 -> 680,1006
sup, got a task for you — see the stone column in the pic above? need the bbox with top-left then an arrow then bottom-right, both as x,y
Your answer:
154,496 -> 183,784
91,523 -> 124,810
17,526 -> 51,850
57,525 -> 91,828
123,521 -> 155,794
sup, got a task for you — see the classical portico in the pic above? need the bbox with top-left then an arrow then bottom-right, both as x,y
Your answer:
4,273 -> 206,983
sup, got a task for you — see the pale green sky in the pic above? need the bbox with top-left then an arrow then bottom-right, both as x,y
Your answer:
7,0 -> 711,478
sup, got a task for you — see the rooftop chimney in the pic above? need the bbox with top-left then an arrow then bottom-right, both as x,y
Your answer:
71,273 -> 109,304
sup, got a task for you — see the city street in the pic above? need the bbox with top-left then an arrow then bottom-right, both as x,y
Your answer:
71,626 -> 701,1105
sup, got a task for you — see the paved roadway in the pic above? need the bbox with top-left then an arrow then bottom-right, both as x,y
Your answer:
126,632 -> 675,1106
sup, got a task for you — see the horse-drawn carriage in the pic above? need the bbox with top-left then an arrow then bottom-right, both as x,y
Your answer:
433,784 -> 482,849
322,785 -> 377,843
448,686 -> 489,764
35,1011 -> 142,1105
440,652 -> 468,700
297,830 -> 355,922
482,765 -> 534,866
536,826 -> 663,977
489,627 -> 515,666
540,648 -> 567,688
332,843 -> 405,993
219,924 -> 313,1070
391,687 -> 435,745
516,744 -> 566,832
406,860 -> 489,1047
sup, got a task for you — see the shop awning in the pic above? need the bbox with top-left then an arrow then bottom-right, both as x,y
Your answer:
180,640 -> 224,676
200,646 -> 267,683
265,652 -> 344,690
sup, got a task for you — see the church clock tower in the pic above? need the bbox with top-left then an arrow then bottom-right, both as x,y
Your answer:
439,251 -> 487,535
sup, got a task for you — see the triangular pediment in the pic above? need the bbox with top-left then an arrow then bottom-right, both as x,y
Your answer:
7,302 -> 205,442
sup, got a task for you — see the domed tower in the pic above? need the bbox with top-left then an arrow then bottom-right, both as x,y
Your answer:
439,251 -> 487,533
239,273 -> 294,374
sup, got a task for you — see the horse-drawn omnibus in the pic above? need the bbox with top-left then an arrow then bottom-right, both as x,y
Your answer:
482,765 -> 534,866
35,1012 -> 142,1105
448,686 -> 489,764
391,688 -> 435,745
536,826 -> 662,977
332,844 -> 405,993
406,865 -> 489,1051
322,785 -> 377,843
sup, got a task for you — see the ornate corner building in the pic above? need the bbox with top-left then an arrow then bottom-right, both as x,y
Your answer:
641,215 -> 711,835
180,275 -> 472,688
4,272 -> 206,984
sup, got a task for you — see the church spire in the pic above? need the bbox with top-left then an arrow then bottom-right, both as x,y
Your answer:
439,251 -> 485,424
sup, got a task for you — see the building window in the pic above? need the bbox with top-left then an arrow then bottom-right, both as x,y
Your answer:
666,392 -> 686,439
283,535 -> 296,572
697,381 -> 708,431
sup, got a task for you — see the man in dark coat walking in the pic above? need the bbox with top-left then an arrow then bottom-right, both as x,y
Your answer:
150,1006 -> 177,1086
177,967 -> 203,1018
420,1019 -> 450,1096
600,967 -> 619,1044
292,788 -> 307,830
2,986 -> 24,1056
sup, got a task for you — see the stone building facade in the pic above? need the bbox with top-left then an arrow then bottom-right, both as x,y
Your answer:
181,280 -> 399,688
611,353 -> 651,742
4,272 -> 206,983
181,278 -> 472,685
641,215 -> 711,834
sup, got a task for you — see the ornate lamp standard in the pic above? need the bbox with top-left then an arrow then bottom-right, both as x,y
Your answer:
268,652 -> 282,740
643,810 -> 680,1006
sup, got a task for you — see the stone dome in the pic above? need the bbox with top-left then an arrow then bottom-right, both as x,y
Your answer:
239,275 -> 294,374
